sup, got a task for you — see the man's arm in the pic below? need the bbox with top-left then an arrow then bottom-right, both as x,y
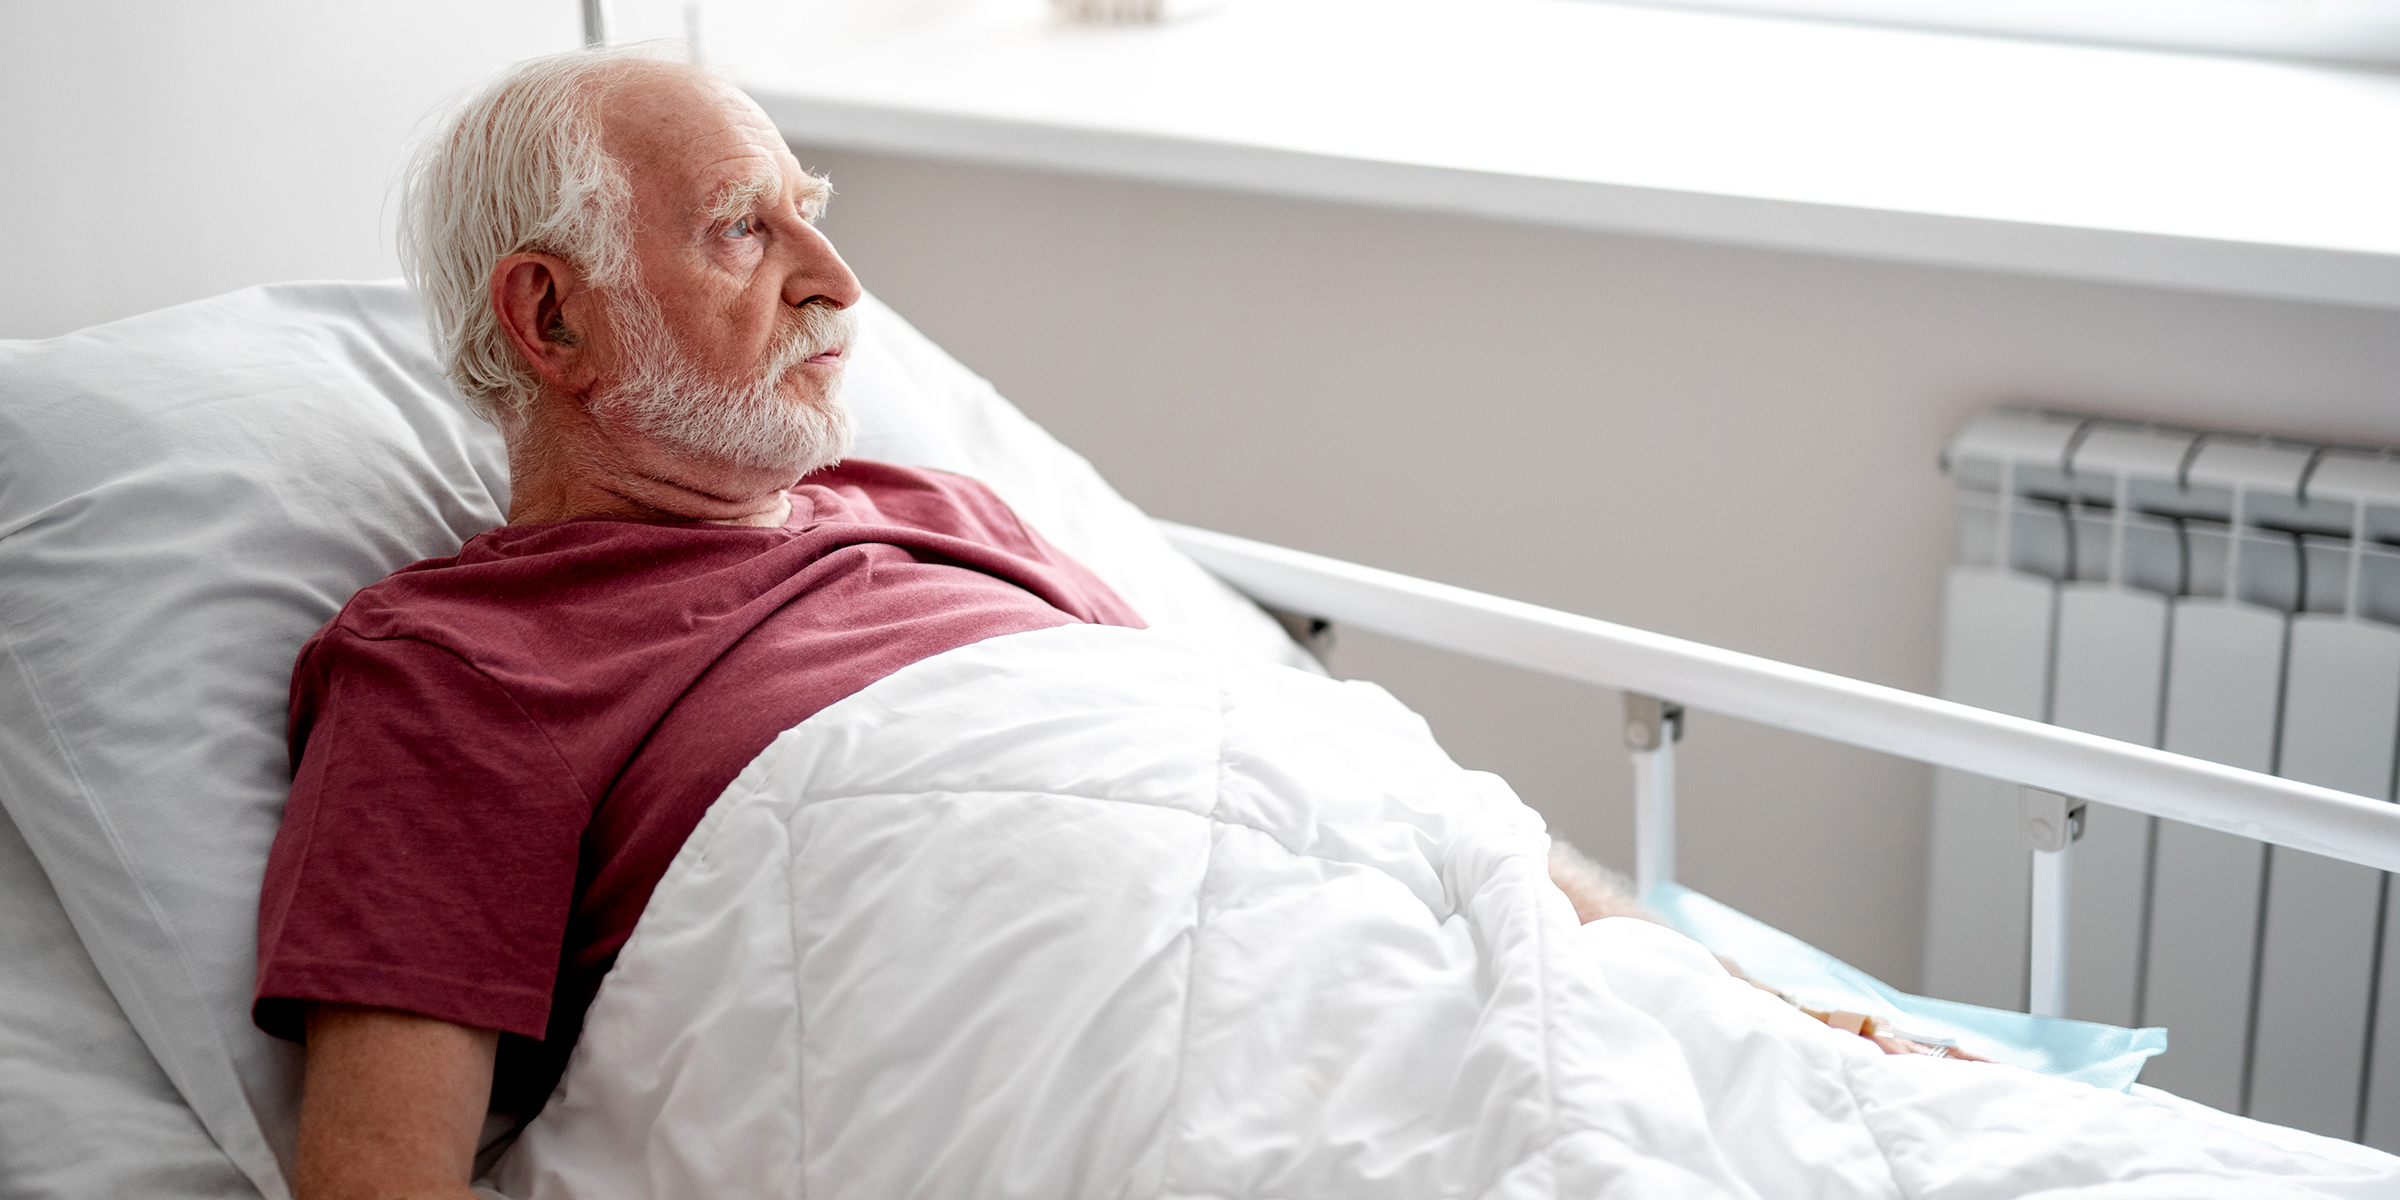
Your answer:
296,1004 -> 499,1200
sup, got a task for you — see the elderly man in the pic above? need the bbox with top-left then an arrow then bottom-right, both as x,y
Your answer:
258,47 -> 1975,1200
251,49 -> 1152,1199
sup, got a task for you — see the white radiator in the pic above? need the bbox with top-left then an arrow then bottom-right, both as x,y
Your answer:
1926,409 -> 2400,1146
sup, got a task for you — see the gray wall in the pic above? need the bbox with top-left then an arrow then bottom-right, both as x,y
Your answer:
794,145 -> 2400,988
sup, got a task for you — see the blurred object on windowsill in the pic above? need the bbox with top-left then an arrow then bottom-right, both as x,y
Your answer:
1051,0 -> 1223,24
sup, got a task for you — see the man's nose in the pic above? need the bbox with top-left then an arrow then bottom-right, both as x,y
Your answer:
782,225 -> 864,312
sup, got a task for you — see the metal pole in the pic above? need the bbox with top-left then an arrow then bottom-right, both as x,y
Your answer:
2030,845 -> 2072,1017
582,0 -> 613,48
1627,694 -> 1683,902
2023,786 -> 2084,1017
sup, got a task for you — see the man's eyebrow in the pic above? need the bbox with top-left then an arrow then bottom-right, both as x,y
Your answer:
794,172 -> 832,218
702,175 -> 778,225
702,171 -> 833,225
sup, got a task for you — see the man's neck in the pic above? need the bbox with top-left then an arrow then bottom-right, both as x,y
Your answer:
501,395 -> 798,528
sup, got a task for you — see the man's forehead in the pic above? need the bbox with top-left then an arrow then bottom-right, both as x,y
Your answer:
599,64 -> 762,137
598,66 -> 801,202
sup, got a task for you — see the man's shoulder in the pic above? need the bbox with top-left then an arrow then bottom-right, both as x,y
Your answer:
798,459 -> 1029,542
312,523 -> 593,650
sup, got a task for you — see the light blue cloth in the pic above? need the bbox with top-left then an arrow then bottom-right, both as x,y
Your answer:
1646,882 -> 2167,1092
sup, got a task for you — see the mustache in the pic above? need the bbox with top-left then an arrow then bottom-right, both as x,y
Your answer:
761,300 -> 858,386
593,286 -> 858,477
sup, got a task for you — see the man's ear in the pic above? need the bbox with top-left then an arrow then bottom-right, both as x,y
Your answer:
490,253 -> 597,392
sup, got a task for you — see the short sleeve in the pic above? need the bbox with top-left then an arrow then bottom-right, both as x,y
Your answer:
253,629 -> 592,1042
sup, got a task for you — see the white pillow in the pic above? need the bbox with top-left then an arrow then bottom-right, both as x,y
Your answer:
0,281 -> 508,1199
0,808 -> 255,1199
0,280 -> 1301,1200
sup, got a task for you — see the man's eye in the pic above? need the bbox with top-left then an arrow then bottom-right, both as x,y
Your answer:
724,218 -> 753,239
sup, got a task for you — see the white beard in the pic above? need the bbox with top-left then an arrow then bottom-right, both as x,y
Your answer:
594,286 -> 858,480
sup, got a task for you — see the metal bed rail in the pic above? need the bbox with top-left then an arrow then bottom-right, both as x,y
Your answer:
1159,521 -> 2400,1018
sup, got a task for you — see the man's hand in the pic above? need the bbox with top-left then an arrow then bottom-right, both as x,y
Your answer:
296,1004 -> 499,1200
1868,1030 -> 1992,1062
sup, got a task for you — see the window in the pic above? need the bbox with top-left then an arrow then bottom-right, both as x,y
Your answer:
1619,0 -> 2400,65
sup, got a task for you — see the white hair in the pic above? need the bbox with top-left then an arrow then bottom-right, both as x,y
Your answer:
399,47 -> 672,424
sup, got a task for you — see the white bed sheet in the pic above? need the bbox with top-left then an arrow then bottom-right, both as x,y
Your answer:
492,623 -> 2400,1199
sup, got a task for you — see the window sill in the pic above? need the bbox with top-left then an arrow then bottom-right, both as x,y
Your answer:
726,0 -> 2400,310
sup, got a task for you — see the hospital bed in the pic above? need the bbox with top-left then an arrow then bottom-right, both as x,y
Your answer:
4,280 -> 2397,1198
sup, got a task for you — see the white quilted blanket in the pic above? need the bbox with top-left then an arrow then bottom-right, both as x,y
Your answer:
489,625 -> 2399,1199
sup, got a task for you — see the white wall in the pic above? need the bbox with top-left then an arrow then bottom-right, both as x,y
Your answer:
793,145 -> 2400,988
0,1 -> 582,340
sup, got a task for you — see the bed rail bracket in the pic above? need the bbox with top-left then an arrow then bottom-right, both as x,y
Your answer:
2019,788 -> 2087,852
1261,605 -> 1337,663
1622,694 -> 1685,751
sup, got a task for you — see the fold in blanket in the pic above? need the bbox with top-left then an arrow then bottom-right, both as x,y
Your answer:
490,625 -> 2400,1199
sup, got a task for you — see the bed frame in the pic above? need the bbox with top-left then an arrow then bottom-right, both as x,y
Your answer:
1159,521 -> 2400,1022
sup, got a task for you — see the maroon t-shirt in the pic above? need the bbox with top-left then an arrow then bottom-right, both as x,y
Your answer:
253,460 -> 1143,1108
